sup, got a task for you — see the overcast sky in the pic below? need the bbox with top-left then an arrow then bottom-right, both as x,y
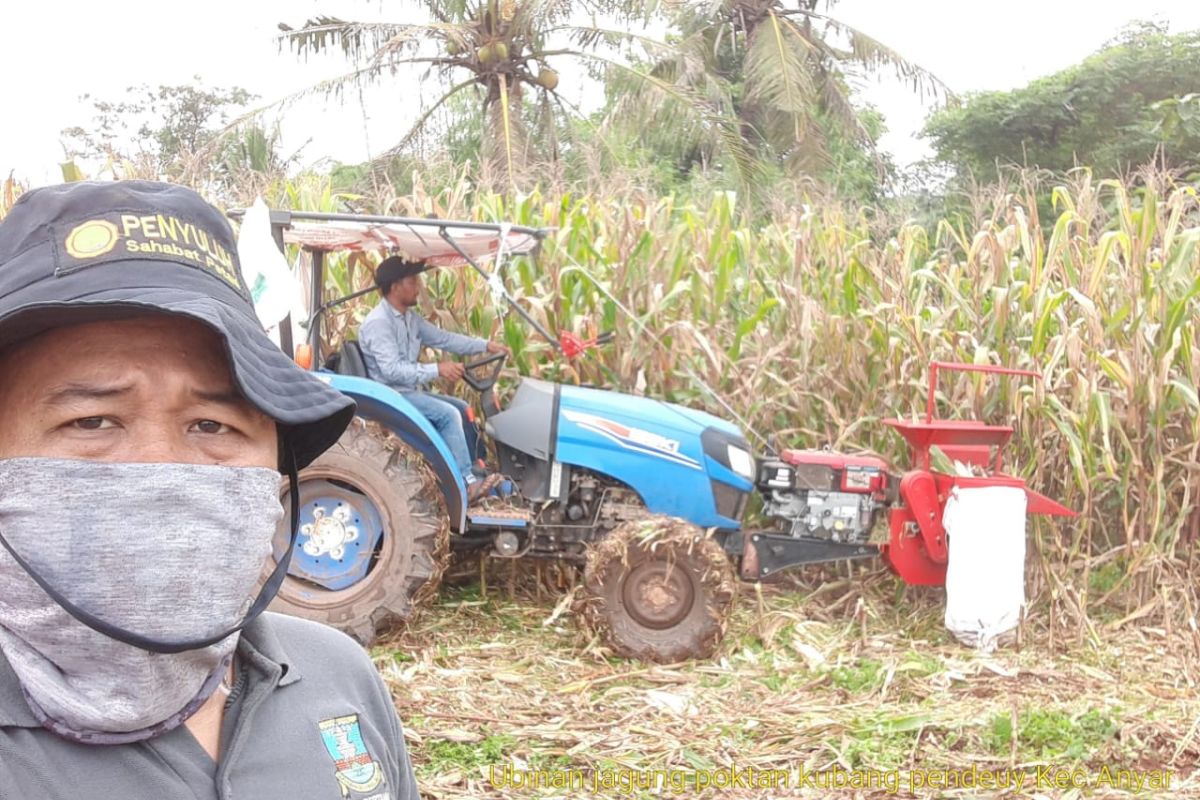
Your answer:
4,1 -> 1199,187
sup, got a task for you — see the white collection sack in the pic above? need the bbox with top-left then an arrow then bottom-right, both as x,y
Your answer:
941,484 -> 1029,652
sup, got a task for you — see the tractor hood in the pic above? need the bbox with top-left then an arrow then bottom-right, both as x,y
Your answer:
486,378 -> 754,527
555,381 -> 754,527
558,383 -> 747,461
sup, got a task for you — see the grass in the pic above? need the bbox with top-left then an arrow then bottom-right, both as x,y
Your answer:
1089,562 -> 1124,595
373,558 -> 1200,799
423,734 -> 518,776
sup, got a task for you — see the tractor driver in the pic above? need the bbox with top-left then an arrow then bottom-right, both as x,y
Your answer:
358,255 -> 508,504
0,181 -> 419,799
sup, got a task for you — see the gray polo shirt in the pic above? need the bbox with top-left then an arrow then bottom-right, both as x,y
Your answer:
0,612 -> 419,800
358,299 -> 486,392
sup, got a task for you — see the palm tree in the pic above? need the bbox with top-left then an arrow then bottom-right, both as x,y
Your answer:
278,1 -> 684,188
611,0 -> 951,180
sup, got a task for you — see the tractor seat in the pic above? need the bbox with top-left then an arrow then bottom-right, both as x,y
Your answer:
336,340 -> 370,379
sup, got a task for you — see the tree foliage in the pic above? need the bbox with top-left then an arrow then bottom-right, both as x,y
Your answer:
924,23 -> 1200,178
279,1 -> 942,200
64,80 -> 250,169
603,0 -> 946,197
61,79 -> 291,196
277,1 -> 658,189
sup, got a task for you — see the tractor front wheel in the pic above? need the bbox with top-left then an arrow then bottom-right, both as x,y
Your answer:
580,516 -> 735,663
271,418 -> 449,645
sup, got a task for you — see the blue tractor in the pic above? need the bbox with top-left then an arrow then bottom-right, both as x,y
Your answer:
246,210 -> 764,662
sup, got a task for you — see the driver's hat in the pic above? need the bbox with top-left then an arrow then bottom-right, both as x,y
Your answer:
374,254 -> 431,291
0,180 -> 354,469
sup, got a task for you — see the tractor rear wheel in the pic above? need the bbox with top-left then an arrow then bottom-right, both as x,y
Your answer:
271,417 -> 449,645
580,516 -> 735,663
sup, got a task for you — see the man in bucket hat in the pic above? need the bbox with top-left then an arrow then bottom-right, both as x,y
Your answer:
0,180 -> 419,799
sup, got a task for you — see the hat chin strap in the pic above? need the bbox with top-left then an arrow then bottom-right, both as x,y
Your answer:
0,451 -> 302,656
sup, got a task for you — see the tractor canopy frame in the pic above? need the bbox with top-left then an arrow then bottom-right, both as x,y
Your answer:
229,208 -> 552,363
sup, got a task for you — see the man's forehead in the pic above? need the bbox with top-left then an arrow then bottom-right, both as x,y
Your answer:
3,315 -> 237,386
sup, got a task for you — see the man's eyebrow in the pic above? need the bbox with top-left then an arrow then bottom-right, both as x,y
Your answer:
42,384 -> 254,411
43,382 -> 136,405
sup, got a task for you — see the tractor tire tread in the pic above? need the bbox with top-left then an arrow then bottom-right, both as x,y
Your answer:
271,417 -> 449,645
577,514 -> 736,663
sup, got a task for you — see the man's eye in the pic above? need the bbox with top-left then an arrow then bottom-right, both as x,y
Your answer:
192,420 -> 232,435
73,417 -> 115,430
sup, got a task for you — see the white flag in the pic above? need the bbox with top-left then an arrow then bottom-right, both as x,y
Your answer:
237,197 -> 297,330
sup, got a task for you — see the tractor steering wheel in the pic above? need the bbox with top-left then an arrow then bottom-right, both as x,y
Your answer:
462,351 -> 507,393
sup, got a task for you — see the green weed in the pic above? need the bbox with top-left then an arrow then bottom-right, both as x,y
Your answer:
830,658 -> 885,694
987,708 -> 1118,760
1089,562 -> 1123,595
422,733 -> 517,774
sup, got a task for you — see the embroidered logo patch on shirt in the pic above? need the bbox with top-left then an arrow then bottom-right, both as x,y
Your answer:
318,713 -> 388,799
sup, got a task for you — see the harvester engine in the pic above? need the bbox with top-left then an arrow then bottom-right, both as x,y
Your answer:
756,450 -> 896,544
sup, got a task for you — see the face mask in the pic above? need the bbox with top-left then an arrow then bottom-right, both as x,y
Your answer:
0,457 -> 289,744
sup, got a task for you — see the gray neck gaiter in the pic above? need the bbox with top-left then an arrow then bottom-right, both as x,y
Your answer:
0,457 -> 283,744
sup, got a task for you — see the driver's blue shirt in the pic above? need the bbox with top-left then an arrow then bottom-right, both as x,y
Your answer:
358,300 -> 486,392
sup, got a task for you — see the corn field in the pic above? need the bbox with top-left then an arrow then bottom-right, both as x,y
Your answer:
7,169 -> 1200,623
279,171 -> 1200,613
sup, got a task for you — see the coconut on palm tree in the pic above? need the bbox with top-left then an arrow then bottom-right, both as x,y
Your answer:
277,1 -> 658,188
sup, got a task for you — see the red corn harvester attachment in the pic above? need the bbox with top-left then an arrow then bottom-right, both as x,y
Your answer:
746,362 -> 1075,584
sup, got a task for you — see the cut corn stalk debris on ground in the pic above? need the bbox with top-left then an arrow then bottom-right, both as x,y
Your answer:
378,560 -> 1198,799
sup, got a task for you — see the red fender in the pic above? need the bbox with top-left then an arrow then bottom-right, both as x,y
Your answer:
899,470 -> 948,564
881,506 -> 947,586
